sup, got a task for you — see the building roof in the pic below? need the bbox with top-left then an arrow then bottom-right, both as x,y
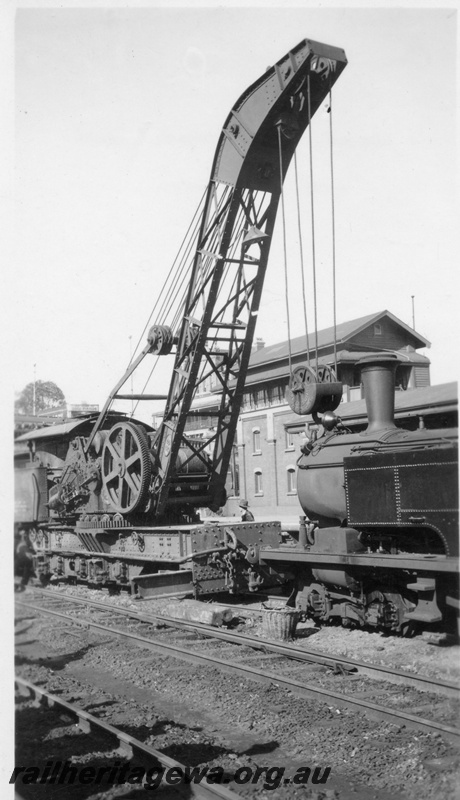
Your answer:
15,416 -> 93,442
238,348 -> 430,389
14,411 -> 150,443
249,310 -> 431,368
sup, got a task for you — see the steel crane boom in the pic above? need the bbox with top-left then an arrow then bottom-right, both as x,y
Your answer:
85,39 -> 347,520
152,39 -> 347,515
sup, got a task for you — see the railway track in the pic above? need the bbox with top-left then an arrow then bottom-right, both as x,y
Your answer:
15,676 -> 240,800
15,588 -> 460,744
17,588 -> 459,696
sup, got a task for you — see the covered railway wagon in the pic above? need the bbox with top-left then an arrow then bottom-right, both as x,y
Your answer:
14,39 -> 459,634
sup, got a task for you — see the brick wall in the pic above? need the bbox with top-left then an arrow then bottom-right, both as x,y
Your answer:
239,407 -> 305,519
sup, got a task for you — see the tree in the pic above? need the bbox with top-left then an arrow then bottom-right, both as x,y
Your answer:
15,380 -> 66,416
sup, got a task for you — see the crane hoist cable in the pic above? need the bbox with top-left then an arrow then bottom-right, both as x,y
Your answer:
272,84 -> 342,387
159,185 -> 218,328
136,189 -> 251,419
138,75 -> 340,430
86,40 -> 348,497
129,185 -> 208,367
294,149 -> 311,368
307,73 -> 319,372
124,188 -> 212,419
125,200 -> 207,419
277,123 -> 293,377
168,183 -> 234,333
278,83 -> 339,386
133,202 -> 252,420
329,86 -> 338,376
132,181 -> 236,419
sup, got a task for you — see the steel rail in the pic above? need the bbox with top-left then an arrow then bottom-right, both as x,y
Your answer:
15,599 -> 460,743
15,676 -> 240,800
23,588 -> 459,698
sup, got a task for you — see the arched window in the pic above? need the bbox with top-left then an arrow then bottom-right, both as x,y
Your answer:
287,467 -> 297,494
252,427 -> 261,454
254,469 -> 263,495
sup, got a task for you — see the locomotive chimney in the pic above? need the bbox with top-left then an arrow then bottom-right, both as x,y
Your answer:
358,354 -> 400,434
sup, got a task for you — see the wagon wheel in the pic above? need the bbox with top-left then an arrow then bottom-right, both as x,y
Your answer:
101,422 -> 151,514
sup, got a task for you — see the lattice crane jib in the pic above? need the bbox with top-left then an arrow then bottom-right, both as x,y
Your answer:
152,40 -> 347,515
83,39 -> 347,519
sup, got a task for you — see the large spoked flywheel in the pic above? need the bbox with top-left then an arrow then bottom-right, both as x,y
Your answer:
101,422 -> 151,514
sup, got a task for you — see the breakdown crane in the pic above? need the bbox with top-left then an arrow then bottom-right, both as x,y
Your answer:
16,39 -> 347,599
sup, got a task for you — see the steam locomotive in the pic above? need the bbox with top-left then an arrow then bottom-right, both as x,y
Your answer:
274,354 -> 458,635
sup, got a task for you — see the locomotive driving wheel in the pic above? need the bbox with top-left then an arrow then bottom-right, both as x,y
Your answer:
101,422 -> 151,514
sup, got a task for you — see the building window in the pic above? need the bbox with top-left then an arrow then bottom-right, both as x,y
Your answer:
242,392 -> 251,412
374,323 -> 382,335
345,368 -> 363,402
271,383 -> 286,406
285,429 -> 295,450
287,467 -> 297,494
254,469 -> 263,495
348,385 -> 363,402
248,389 -> 269,410
252,428 -> 261,454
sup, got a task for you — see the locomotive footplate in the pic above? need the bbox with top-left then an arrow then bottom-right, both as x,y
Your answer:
259,548 -> 459,573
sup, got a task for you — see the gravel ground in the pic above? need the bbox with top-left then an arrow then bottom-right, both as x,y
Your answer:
13,587 -> 460,800
42,585 -> 460,680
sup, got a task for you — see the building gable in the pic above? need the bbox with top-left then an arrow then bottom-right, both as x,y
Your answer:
347,315 -> 428,352
248,310 -> 430,372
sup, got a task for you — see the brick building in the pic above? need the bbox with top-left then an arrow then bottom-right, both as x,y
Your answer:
234,310 -> 436,519
176,310 -> 457,520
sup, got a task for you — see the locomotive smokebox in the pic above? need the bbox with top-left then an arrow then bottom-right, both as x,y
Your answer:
359,353 -> 400,434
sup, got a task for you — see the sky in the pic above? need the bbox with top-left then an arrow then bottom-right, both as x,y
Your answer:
5,1 -> 459,426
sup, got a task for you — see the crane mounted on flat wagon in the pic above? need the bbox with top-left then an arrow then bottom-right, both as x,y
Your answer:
15,39 -> 459,635
15,38 -> 348,600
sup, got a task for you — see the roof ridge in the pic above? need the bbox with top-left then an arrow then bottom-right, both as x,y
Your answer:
250,310 -> 429,366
